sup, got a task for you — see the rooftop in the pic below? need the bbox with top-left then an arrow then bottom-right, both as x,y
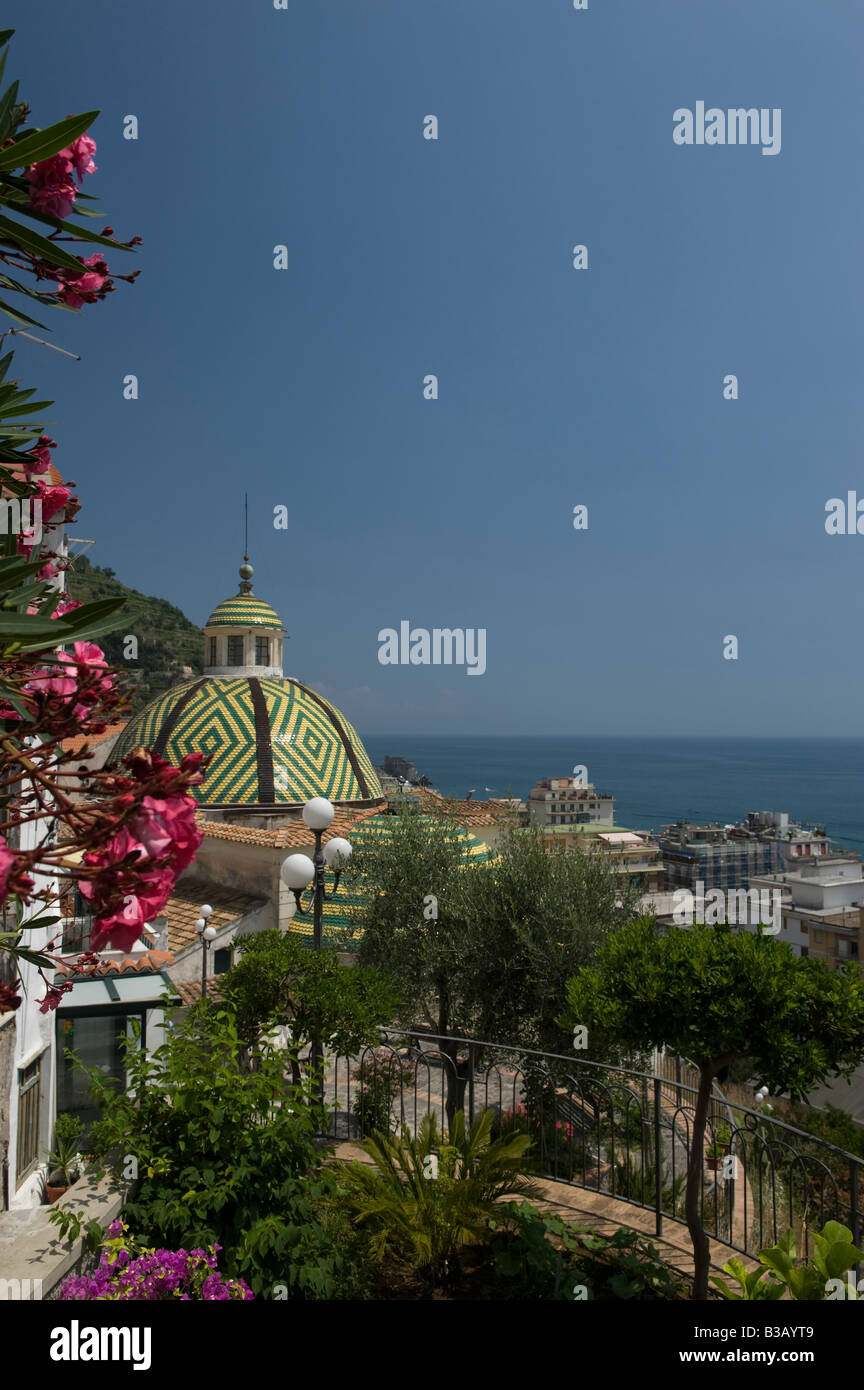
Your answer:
195,804 -> 382,850
60,721 -> 129,759
154,877 -> 266,955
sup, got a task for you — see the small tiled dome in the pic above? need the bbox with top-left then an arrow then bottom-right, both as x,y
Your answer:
205,593 -> 283,629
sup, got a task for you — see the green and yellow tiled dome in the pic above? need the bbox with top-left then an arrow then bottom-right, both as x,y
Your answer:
113,676 -> 383,810
205,593 -> 283,629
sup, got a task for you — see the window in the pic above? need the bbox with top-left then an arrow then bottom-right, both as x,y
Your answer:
255,636 -> 269,666
800,946 -> 809,958
56,1016 -> 127,1134
17,1057 -> 41,1181
209,636 -> 217,665
814,930 -> 823,944
213,947 -> 232,975
226,636 -> 244,666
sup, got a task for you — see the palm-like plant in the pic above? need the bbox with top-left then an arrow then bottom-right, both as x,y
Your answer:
332,1108 -> 542,1285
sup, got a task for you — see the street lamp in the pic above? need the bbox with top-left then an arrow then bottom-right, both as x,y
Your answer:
195,904 -> 216,999
280,798 -> 352,1101
281,799 -> 352,950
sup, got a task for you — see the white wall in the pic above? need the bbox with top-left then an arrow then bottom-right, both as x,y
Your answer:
9,818 -> 58,1207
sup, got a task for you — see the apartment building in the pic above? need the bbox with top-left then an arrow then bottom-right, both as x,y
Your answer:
527,776 -> 614,828
750,853 -> 864,965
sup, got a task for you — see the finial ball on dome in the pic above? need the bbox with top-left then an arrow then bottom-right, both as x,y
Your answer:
239,561 -> 254,581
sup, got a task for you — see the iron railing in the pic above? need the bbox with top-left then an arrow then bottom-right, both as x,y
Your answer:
318,1028 -> 863,1265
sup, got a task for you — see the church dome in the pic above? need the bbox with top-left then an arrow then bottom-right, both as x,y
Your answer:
113,559 -> 382,810
112,675 -> 383,809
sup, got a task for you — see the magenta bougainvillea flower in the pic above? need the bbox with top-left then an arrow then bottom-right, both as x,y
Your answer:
60,1228 -> 253,1301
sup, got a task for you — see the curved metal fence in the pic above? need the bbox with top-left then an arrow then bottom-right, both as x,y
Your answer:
320,1028 -> 863,1264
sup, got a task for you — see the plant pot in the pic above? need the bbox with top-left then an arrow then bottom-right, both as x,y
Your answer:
46,1184 -> 69,1203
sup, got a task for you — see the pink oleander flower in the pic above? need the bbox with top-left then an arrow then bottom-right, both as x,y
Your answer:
22,435 -> 56,476
52,598 -> 82,617
12,480 -> 75,554
0,840 -> 15,899
129,793 -> 202,872
26,643 -> 117,726
57,253 -> 111,308
26,132 -> 96,218
38,980 -> 73,1014
26,663 -> 78,700
26,153 -> 78,218
79,831 -> 176,953
60,133 -> 97,182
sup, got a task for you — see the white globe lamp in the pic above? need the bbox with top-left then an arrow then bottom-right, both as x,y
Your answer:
324,837 -> 352,869
281,853 -> 315,890
302,797 -> 335,831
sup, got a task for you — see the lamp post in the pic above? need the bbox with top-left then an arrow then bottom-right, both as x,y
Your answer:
280,798 -> 352,1102
195,904 -> 216,999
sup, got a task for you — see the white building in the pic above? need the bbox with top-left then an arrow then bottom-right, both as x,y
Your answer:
750,853 -> 864,961
527,775 -> 614,828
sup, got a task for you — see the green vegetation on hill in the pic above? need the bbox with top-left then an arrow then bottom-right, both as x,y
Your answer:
67,556 -> 203,715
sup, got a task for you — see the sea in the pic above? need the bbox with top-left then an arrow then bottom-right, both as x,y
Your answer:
360,736 -> 864,857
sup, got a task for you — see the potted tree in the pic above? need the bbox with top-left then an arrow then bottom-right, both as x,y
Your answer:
45,1113 -> 84,1203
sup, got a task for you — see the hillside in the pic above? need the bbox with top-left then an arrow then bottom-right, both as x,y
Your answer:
66,556 -> 204,715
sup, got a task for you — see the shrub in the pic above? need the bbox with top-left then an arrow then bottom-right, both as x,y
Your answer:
331,1108 -> 541,1286
711,1220 -> 864,1301
488,1205 -> 689,1300
78,1004 -> 342,1298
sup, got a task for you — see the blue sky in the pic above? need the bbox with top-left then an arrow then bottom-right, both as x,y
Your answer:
9,0 -> 864,735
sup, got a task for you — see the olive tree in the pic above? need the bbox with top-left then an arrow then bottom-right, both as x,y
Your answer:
347,810 -> 641,1120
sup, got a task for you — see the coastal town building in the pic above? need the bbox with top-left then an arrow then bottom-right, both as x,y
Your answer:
657,812 -> 830,894
527,776 -> 614,829
750,853 -> 864,965
561,825 -> 664,893
742,811 -> 831,868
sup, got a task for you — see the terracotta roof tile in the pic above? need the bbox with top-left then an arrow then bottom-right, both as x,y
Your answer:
61,721 -> 130,759
195,805 -> 382,850
55,949 -> 174,980
173,975 -> 225,1007
410,788 -> 517,827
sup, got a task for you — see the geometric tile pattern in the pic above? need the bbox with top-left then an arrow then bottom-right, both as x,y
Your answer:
111,676 -> 383,808
205,593 -> 284,629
